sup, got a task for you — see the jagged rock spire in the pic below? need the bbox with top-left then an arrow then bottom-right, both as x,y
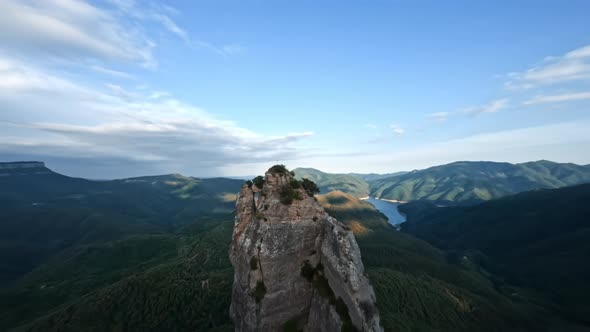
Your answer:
229,165 -> 382,331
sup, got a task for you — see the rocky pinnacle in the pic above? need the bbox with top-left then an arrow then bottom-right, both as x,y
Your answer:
229,166 -> 382,332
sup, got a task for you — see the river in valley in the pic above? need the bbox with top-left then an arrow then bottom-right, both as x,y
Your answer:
363,197 -> 407,226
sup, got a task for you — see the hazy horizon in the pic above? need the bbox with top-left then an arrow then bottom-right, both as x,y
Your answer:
1,1 -> 589,178
1,158 -> 587,180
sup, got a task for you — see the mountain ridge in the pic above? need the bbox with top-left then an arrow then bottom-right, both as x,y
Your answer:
369,160 -> 590,202
293,160 -> 590,204
293,167 -> 371,197
0,162 -> 244,284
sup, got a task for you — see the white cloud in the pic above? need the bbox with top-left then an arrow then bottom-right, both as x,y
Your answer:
390,124 -> 405,136
393,128 -> 405,135
426,99 -> 509,125
295,120 -> 590,174
0,57 -> 312,177
463,98 -> 509,115
0,58 -> 82,93
523,91 -> 590,105
106,0 -> 241,58
91,65 -> 135,79
0,0 -> 157,67
0,0 -> 240,70
422,45 -> 590,129
506,44 -> 590,89
222,44 -> 246,56
383,121 -> 590,169
107,0 -> 136,11
153,14 -> 188,40
428,112 -> 450,122
565,45 -> 590,59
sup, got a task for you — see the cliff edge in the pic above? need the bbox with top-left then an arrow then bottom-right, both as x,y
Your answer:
229,165 -> 382,331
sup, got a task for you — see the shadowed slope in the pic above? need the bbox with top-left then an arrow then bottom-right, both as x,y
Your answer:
401,184 -> 590,328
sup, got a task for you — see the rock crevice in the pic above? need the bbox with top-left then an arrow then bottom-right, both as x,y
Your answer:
229,167 -> 382,331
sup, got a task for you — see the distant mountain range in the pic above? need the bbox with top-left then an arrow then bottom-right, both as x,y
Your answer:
295,160 -> 590,203
0,161 -> 245,331
348,171 -> 408,182
293,167 -> 371,197
0,161 -> 243,283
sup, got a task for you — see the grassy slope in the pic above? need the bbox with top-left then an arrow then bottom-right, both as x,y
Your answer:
317,190 -> 390,234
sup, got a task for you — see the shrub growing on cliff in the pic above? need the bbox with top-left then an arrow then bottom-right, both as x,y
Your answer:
280,186 -> 294,204
335,298 -> 357,332
280,185 -> 303,205
250,256 -> 258,270
290,178 -> 301,189
359,301 -> 377,320
311,271 -> 357,332
283,317 -> 302,332
252,281 -> 267,303
313,274 -> 335,300
268,164 -> 289,175
252,176 -> 265,189
300,260 -> 315,281
301,178 -> 320,196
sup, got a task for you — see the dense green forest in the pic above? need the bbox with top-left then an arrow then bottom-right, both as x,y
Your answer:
400,184 -> 590,329
0,164 -> 242,284
319,191 -> 581,331
0,164 -> 242,331
1,164 -> 589,331
1,217 -> 236,331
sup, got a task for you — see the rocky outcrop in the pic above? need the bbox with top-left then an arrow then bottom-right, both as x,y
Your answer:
0,161 -> 52,176
229,166 -> 382,332
0,161 -> 45,169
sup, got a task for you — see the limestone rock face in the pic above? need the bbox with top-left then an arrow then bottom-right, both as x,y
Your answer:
229,168 -> 382,331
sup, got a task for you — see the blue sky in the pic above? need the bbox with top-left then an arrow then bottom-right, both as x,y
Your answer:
1,0 -> 589,178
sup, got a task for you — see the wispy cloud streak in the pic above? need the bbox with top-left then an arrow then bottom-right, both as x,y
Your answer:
524,92 -> 590,105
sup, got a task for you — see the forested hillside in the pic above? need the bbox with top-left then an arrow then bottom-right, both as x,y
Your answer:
318,191 -> 574,331
2,163 -> 588,331
400,184 -> 590,328
0,163 -> 242,283
369,160 -> 590,203
293,168 -> 370,197
296,161 -> 590,204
